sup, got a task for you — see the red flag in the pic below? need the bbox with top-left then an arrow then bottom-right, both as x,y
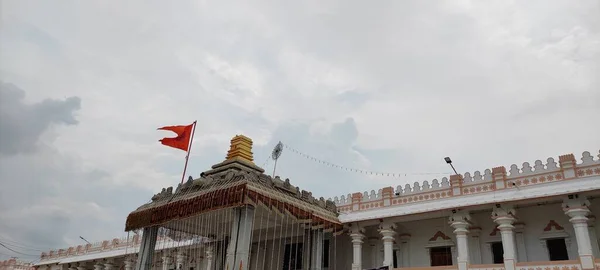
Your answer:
158,123 -> 194,152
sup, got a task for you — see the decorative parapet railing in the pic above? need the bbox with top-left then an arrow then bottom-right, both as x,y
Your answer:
469,264 -> 505,270
389,261 -> 585,270
391,266 -> 457,270
515,260 -> 583,270
0,258 -> 34,270
38,234 -> 203,262
332,150 -> 600,213
40,236 -> 137,261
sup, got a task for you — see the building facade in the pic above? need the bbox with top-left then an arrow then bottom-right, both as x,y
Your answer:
33,144 -> 600,270
0,259 -> 33,270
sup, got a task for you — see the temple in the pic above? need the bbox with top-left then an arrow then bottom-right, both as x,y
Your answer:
30,135 -> 600,270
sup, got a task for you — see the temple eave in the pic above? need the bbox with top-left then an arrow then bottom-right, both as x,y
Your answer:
124,182 -> 341,232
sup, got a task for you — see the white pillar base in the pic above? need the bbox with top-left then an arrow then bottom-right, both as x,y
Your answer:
379,222 -> 396,268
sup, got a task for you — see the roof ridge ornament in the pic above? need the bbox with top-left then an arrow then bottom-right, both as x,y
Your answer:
225,134 -> 255,163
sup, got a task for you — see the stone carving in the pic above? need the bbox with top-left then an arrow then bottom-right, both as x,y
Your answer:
318,197 -> 326,207
224,170 -> 236,181
266,175 -> 273,187
171,177 -> 195,195
152,187 -> 173,201
145,161 -> 338,215
325,200 -> 337,212
301,190 -> 310,201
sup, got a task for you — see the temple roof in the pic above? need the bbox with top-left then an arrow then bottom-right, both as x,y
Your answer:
125,135 -> 340,232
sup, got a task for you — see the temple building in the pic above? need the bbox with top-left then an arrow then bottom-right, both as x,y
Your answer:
33,135 -> 600,270
0,259 -> 33,270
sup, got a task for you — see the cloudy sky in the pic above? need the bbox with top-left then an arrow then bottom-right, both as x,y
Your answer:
1,0 -> 599,261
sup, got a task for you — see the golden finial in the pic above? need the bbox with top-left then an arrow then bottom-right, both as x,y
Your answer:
225,135 -> 254,163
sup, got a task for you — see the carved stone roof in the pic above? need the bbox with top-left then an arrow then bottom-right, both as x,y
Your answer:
124,135 -> 340,232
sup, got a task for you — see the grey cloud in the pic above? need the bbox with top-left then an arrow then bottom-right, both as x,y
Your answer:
0,81 -> 81,156
0,0 -> 599,260
0,85 -> 146,259
335,91 -> 370,108
330,118 -> 358,147
248,118 -> 417,198
0,147 -> 152,258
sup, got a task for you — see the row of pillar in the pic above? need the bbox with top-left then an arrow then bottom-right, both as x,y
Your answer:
63,251 -> 193,270
64,261 -> 132,270
349,223 -> 411,270
349,194 -> 597,270
134,206 -> 328,270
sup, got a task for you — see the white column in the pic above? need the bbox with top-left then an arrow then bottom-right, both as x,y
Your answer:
205,246 -> 214,270
162,254 -> 173,270
176,250 -> 188,270
303,229 -> 312,269
225,206 -> 255,270
399,234 -> 411,267
349,224 -> 365,270
77,262 -> 88,270
135,226 -> 159,270
492,205 -> 517,270
379,222 -> 396,267
124,260 -> 135,270
469,227 -> 482,264
588,216 -> 600,258
563,195 -> 594,270
514,223 -> 528,262
450,211 -> 471,270
311,229 -> 324,270
103,262 -> 115,270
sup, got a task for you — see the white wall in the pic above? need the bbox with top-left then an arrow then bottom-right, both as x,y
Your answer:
518,203 -> 577,261
333,217 -> 458,268
402,217 -> 456,267
333,200 -> 600,269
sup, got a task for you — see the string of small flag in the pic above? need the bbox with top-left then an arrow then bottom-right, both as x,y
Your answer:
281,143 -> 451,177
261,155 -> 271,169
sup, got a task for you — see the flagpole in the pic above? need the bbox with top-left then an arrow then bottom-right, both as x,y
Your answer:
181,120 -> 197,184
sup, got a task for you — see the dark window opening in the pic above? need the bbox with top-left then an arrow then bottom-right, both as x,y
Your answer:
322,239 -> 330,268
547,238 -> 569,261
393,250 -> 398,268
491,242 -> 504,264
283,243 -> 303,270
430,246 -> 453,266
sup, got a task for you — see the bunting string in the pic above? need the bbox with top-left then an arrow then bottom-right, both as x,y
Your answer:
281,143 -> 451,178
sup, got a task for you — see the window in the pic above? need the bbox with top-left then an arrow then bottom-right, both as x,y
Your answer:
283,243 -> 303,270
392,250 -> 398,267
323,239 -> 330,268
430,247 -> 453,266
491,242 -> 504,264
547,238 -> 569,261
